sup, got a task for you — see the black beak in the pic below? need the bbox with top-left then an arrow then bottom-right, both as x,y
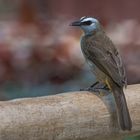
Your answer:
70,20 -> 81,26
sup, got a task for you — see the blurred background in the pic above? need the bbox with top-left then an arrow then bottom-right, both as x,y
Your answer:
0,0 -> 139,100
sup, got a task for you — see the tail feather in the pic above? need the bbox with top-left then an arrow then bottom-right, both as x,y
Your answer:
111,83 -> 132,130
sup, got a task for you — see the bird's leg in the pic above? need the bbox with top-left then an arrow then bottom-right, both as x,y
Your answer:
80,82 -> 110,96
92,84 -> 111,96
80,81 -> 99,91
90,81 -> 99,88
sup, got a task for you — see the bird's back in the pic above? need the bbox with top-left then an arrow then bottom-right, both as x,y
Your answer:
81,30 -> 127,88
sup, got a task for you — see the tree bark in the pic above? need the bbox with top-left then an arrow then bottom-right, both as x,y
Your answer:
0,84 -> 139,140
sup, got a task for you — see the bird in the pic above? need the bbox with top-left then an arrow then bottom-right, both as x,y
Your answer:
70,16 -> 132,131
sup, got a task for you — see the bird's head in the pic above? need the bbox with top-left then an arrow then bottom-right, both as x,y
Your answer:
70,16 -> 100,35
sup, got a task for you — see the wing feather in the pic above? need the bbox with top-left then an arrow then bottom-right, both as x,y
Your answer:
81,34 -> 127,87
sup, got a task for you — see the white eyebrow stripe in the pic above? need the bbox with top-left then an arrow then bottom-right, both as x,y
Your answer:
82,18 -> 96,22
80,16 -> 87,20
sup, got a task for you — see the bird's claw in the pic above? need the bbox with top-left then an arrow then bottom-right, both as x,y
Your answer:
80,87 -> 101,92
80,83 -> 109,91
80,84 -> 110,96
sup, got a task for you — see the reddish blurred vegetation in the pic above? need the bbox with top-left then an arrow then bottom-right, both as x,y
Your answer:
0,0 -> 139,99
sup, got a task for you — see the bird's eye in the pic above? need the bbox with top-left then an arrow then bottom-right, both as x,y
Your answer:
82,21 -> 92,25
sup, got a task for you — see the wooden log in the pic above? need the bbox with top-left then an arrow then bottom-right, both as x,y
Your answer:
0,84 -> 139,140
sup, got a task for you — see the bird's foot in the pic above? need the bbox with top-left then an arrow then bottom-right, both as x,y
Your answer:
80,82 -> 108,91
80,87 -> 105,96
80,87 -> 96,91
80,81 -> 99,91
80,83 -> 110,96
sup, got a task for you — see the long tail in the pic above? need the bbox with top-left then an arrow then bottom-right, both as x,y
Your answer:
111,83 -> 132,130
